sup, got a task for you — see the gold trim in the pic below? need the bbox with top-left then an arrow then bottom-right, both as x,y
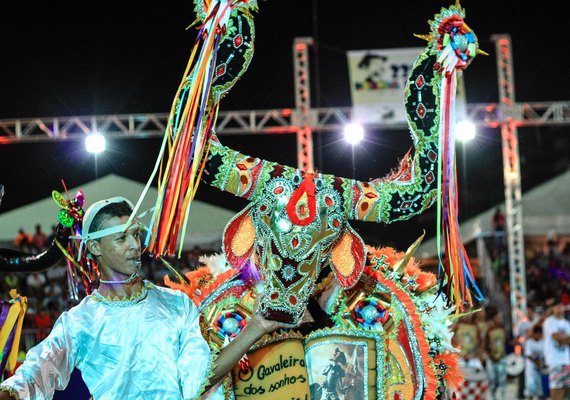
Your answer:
0,386 -> 21,400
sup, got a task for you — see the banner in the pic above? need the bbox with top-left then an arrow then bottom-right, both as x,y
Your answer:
347,47 -> 467,124
232,338 -> 311,399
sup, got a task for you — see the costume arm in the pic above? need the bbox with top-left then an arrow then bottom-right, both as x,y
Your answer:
204,135 -> 296,201
0,313 -> 77,400
0,225 -> 70,272
204,133 -> 438,225
203,50 -> 440,225
348,50 -> 441,223
346,152 -> 437,223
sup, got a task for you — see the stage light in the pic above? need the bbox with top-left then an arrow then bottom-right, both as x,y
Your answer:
456,120 -> 476,142
343,123 -> 365,145
85,132 -> 106,154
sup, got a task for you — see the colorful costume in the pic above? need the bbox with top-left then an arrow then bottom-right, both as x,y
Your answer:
136,0 -> 483,328
2,1 -> 485,399
0,281 -> 220,399
147,1 -> 484,399
165,236 -> 463,399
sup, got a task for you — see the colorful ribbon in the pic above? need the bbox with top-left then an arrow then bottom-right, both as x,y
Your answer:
0,290 -> 27,373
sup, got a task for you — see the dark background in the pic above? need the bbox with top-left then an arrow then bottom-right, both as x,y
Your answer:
1,0 -> 569,249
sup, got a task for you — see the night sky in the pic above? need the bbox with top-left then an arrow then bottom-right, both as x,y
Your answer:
1,0 -> 569,249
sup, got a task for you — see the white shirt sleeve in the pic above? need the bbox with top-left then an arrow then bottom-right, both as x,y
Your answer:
177,295 -> 219,400
0,312 -> 77,400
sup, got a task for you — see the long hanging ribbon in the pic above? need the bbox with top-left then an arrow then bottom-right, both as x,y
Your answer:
0,290 -> 27,373
436,69 -> 483,311
418,4 -> 486,312
130,0 -> 234,258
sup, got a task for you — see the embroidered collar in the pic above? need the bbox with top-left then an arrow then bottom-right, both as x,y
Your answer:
91,280 -> 154,307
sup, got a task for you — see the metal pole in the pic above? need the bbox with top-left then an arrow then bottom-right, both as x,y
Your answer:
293,37 -> 315,172
491,34 -> 527,336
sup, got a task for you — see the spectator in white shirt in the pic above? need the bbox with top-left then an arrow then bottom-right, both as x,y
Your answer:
543,302 -> 570,400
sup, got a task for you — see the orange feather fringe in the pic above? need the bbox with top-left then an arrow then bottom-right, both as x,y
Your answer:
164,266 -> 239,306
364,245 -> 461,395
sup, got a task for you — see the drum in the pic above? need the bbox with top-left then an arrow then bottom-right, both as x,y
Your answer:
459,358 -> 487,381
505,353 -> 525,376
454,358 -> 489,400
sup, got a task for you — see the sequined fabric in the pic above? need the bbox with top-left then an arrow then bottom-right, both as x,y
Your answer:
0,282 -> 222,399
204,115 -> 438,323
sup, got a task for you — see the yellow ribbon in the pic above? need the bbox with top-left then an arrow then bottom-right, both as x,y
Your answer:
0,289 -> 27,372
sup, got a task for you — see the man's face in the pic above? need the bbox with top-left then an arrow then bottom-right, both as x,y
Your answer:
88,216 -> 142,279
553,304 -> 566,317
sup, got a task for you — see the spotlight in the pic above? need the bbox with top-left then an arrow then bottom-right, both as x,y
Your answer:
343,123 -> 365,145
85,132 -> 106,154
456,120 -> 476,142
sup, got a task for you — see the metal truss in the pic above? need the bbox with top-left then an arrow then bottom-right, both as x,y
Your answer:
1,101 -> 569,143
293,37 -> 315,171
492,34 -> 526,338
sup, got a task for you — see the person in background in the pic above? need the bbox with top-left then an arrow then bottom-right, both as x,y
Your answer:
543,302 -> 570,400
474,307 -> 489,349
453,312 -> 485,361
491,207 -> 506,257
451,312 -> 488,399
517,305 -> 541,398
31,304 -> 53,342
31,224 -> 48,253
484,306 -> 508,400
46,225 -> 58,247
1,272 -> 20,295
518,306 -> 541,340
24,271 -> 46,300
186,245 -> 202,270
524,324 -> 546,400
14,228 -> 33,253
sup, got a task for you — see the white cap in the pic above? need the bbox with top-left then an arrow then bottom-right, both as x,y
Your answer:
71,196 -> 134,260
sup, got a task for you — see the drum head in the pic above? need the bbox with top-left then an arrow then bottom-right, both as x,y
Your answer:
505,353 -> 525,376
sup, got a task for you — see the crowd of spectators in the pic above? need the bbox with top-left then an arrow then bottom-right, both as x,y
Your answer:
452,230 -> 570,399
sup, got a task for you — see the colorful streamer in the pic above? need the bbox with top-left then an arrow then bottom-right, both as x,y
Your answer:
130,0 -> 257,258
428,3 -> 485,311
0,290 -> 27,374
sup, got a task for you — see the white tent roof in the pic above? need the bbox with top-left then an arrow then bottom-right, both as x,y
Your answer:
0,174 -> 236,249
418,169 -> 570,258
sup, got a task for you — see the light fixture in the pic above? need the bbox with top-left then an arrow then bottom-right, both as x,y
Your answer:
456,120 -> 476,142
85,132 -> 106,154
343,123 -> 365,145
